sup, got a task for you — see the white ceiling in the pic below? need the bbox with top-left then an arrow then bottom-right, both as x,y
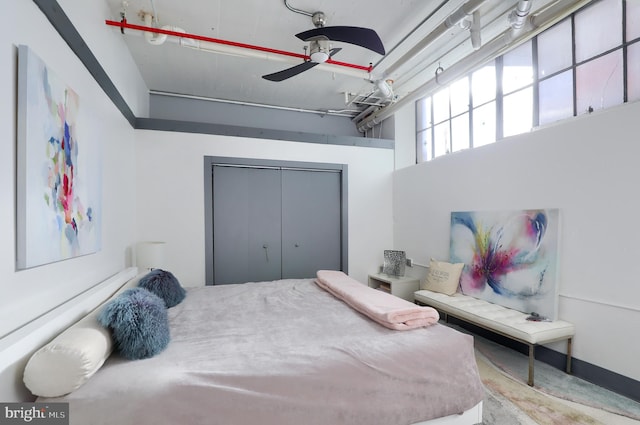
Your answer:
103,0 -> 563,118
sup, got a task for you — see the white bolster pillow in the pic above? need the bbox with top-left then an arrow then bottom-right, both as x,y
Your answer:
23,273 -> 145,397
23,313 -> 112,397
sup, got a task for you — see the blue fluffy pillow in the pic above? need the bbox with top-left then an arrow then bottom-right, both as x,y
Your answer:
138,269 -> 186,308
98,288 -> 170,360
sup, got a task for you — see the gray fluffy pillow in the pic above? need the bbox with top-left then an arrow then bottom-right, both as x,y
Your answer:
138,269 -> 186,308
98,287 -> 170,360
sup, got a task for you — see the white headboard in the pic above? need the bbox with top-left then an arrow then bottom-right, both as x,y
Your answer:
0,267 -> 138,401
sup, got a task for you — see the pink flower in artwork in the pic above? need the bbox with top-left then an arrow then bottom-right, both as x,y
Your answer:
43,87 -> 89,248
452,210 -> 550,298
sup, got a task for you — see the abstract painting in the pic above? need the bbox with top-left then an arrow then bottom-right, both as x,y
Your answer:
16,45 -> 101,269
450,209 -> 560,320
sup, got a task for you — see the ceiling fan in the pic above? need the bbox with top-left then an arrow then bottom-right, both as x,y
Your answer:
262,11 -> 386,82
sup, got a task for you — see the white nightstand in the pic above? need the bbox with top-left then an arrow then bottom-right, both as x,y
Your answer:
368,273 -> 420,302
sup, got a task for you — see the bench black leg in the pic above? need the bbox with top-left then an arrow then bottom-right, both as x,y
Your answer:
528,345 -> 535,386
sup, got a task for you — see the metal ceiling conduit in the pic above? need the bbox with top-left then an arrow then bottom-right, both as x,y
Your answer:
509,0 -> 534,29
356,0 -> 593,133
382,0 -> 489,80
149,90 -> 361,117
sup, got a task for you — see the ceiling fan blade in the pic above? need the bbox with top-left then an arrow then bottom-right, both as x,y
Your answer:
296,26 -> 385,55
262,48 -> 342,82
262,61 -> 318,82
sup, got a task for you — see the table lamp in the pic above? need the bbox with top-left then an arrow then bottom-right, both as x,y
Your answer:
136,241 -> 166,271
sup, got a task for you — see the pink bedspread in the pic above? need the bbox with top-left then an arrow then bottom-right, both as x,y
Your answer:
316,270 -> 439,330
41,279 -> 484,425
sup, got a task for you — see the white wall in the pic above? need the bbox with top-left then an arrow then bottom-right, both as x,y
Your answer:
0,1 -> 142,340
392,100 -> 640,381
134,130 -> 395,286
392,107 -> 416,170
59,0 -> 150,118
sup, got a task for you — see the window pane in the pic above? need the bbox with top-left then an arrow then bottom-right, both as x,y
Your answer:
417,129 -> 432,163
576,49 -> 624,115
472,64 -> 496,106
433,88 -> 450,124
629,0 -> 640,41
433,122 -> 451,158
503,41 -> 533,94
540,71 -> 573,124
628,42 -> 640,102
575,0 -> 622,62
450,77 -> 470,116
539,70 -> 574,125
538,19 -> 572,78
472,102 -> 496,148
503,87 -> 533,138
416,97 -> 432,130
451,113 -> 470,153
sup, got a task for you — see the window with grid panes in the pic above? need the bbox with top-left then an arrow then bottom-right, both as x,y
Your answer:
415,0 -> 637,164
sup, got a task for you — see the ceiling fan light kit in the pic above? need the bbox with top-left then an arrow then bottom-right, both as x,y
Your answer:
262,47 -> 342,82
309,40 -> 330,63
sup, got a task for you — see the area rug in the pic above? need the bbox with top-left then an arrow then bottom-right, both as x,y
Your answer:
473,333 -> 640,425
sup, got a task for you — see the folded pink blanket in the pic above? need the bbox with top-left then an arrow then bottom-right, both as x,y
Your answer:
315,270 -> 439,330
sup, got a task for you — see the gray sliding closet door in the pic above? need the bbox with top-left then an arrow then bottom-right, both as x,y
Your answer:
212,166 -> 282,284
210,161 -> 344,285
281,169 -> 341,279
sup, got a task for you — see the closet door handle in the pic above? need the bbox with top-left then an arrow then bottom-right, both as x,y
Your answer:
262,244 -> 269,262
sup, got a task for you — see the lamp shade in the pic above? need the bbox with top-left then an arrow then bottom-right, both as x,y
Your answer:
136,241 -> 166,271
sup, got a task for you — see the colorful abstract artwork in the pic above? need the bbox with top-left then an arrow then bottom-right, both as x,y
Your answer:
16,45 -> 101,269
450,209 -> 560,320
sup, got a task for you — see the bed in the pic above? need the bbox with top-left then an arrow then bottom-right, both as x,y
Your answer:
21,270 -> 484,425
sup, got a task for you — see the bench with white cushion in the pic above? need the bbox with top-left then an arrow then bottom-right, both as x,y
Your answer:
414,289 -> 575,386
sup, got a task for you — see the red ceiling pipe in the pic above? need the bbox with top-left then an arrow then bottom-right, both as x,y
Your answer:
105,20 -> 374,73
